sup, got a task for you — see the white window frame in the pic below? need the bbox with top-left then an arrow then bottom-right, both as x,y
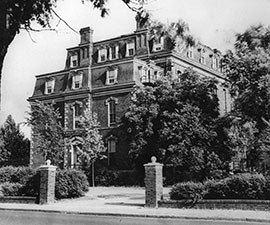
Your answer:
72,72 -> 83,89
98,48 -> 107,62
45,78 -> 55,94
105,97 -> 118,127
126,42 -> 135,57
187,45 -> 193,58
106,68 -> 118,85
199,48 -> 206,65
72,103 -> 82,130
153,36 -> 164,52
109,45 -> 119,60
70,55 -> 78,68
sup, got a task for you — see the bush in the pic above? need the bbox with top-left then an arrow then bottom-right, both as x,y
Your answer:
55,169 -> 89,199
95,169 -> 139,186
170,173 -> 270,200
169,182 -> 205,200
0,182 -> 23,196
204,179 -> 230,199
223,173 -> 266,199
0,166 -> 35,185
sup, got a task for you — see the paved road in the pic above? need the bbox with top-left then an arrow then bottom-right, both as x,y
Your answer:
0,210 -> 269,225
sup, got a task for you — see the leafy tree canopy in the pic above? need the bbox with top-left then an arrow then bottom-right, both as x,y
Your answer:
123,69 -> 233,181
27,101 -> 65,167
0,115 -> 30,166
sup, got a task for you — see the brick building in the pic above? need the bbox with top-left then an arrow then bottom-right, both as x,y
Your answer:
28,16 -> 231,169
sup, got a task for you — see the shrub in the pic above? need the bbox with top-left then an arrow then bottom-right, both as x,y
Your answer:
224,173 -> 266,199
0,167 -> 17,183
0,166 -> 35,185
55,169 -> 89,199
169,182 -> 205,200
94,169 -> 139,186
204,179 -> 230,199
0,182 -> 23,196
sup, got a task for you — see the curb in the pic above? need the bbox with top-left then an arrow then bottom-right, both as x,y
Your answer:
0,207 -> 270,223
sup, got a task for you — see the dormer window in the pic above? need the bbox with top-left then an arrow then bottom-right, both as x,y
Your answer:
110,45 -> 119,60
153,36 -> 164,52
70,54 -> 78,68
106,68 -> 118,85
187,45 -> 193,58
199,48 -> 206,64
98,48 -> 107,62
45,78 -> 55,94
126,41 -> 135,57
72,72 -> 83,89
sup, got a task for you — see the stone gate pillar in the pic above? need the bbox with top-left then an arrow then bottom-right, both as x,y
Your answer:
144,156 -> 163,208
38,160 -> 56,204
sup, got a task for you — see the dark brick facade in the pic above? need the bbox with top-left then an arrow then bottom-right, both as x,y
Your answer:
28,16 -> 232,170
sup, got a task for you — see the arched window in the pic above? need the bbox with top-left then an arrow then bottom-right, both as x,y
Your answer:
72,102 -> 82,129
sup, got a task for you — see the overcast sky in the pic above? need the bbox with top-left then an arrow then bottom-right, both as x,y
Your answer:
1,0 -> 270,138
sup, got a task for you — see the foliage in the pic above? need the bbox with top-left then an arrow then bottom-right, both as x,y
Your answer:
0,182 -> 23,196
123,69 -> 233,181
55,169 -> 89,199
78,102 -> 106,165
223,25 -> 270,172
148,19 -> 196,51
169,182 -> 205,201
171,173 -> 270,200
95,169 -> 139,186
27,101 -> 65,167
0,115 -> 30,167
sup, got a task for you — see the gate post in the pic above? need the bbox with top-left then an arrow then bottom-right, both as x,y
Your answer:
144,156 -> 163,208
38,160 -> 56,204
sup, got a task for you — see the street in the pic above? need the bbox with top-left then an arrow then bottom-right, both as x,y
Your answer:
0,210 -> 269,225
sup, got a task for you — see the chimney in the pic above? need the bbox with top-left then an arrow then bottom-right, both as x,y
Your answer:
79,27 -> 93,45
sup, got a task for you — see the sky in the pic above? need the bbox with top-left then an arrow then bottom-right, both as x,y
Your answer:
1,0 -> 270,138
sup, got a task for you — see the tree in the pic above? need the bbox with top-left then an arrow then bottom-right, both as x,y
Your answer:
123,69 -> 232,182
27,101 -> 65,167
0,0 -> 147,106
0,115 -> 30,166
78,101 -> 106,186
223,25 -> 270,172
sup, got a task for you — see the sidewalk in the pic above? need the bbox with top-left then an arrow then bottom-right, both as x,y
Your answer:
0,187 -> 270,223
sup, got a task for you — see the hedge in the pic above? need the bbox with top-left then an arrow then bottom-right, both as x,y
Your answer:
0,166 -> 89,199
170,173 -> 270,200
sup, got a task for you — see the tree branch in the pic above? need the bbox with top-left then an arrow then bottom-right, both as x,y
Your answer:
51,9 -> 78,34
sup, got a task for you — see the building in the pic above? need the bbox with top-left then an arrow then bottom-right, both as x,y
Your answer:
28,15 -> 231,169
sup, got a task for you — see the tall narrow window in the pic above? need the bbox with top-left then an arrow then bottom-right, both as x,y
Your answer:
187,45 -> 193,58
98,48 -> 107,62
110,45 -> 118,60
106,136 -> 117,166
73,103 -> 82,129
105,97 -> 118,127
199,48 -> 206,64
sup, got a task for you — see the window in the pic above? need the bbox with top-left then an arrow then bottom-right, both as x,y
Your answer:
106,68 -> 118,85
187,45 -> 193,58
72,103 -> 82,129
199,48 -> 206,64
141,34 -> 146,47
153,36 -> 164,52
98,48 -> 107,62
70,55 -> 78,68
106,136 -> 118,166
105,97 -> 118,126
140,66 -> 158,83
110,45 -> 118,60
72,72 -> 83,89
126,42 -> 135,57
45,78 -> 55,94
